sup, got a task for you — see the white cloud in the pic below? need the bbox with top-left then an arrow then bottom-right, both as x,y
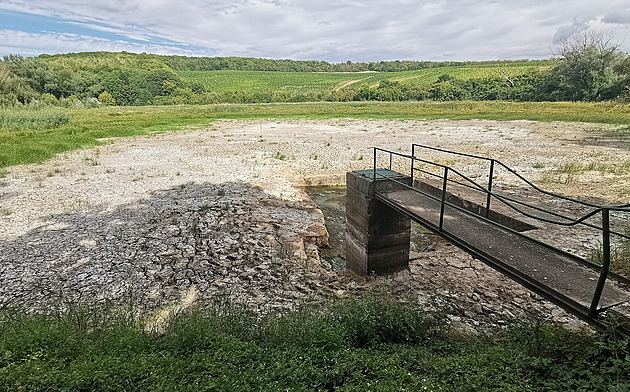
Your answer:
0,30 -> 199,57
1,0 -> 630,61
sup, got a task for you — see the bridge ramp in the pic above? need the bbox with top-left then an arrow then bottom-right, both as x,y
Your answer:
377,188 -> 630,311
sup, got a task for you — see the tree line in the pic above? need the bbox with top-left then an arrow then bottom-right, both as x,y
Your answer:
1,31 -> 628,107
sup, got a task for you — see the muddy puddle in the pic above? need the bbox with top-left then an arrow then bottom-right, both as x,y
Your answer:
304,186 -> 435,270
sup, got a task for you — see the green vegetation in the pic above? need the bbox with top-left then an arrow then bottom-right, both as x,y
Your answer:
0,111 -> 70,130
554,160 -> 630,176
612,230 -> 630,276
1,297 -> 628,391
2,101 -> 630,168
2,52 -> 554,106
178,70 -> 359,94
590,227 -> 630,277
273,151 -> 287,160
177,61 -> 552,103
1,32 -> 627,107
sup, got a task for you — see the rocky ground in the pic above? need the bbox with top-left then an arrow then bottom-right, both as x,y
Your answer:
1,119 -> 629,332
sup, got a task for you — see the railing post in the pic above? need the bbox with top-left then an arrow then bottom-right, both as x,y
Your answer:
411,144 -> 415,185
589,208 -> 611,318
485,159 -> 495,219
372,147 -> 377,195
439,167 -> 449,232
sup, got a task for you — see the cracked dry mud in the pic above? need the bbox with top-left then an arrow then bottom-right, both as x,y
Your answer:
1,118 -> 629,332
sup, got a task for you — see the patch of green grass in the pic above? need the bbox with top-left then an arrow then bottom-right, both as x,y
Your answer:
0,111 -> 70,131
539,173 -> 578,185
0,297 -> 628,391
2,101 -> 630,169
553,160 -> 630,175
597,125 -> 630,140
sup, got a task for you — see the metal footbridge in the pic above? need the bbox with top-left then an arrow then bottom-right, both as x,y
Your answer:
366,144 -> 630,335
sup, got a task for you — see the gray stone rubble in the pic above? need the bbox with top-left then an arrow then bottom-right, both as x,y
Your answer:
0,181 -> 336,313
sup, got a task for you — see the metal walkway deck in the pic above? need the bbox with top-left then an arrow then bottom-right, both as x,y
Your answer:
366,144 -> 630,335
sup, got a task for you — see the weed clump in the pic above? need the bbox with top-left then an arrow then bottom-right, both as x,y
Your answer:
589,227 -> 630,277
273,151 -> 287,160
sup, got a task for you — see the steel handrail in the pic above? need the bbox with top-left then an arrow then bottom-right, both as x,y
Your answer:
371,169 -> 600,270
412,143 -> 630,211
409,154 -> 619,228
370,164 -> 623,278
407,148 -> 630,231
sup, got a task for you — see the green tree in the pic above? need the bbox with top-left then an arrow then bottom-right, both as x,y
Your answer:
550,30 -> 628,101
0,61 -> 38,105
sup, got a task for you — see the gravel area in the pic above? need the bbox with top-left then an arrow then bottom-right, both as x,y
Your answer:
1,118 -> 629,331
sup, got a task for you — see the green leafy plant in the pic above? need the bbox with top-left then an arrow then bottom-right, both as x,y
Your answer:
273,151 -> 287,161
0,298 -> 628,391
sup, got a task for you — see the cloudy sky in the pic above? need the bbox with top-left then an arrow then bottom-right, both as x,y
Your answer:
1,1 -> 629,62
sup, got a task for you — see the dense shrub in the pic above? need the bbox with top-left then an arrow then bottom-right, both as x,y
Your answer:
98,91 -> 116,106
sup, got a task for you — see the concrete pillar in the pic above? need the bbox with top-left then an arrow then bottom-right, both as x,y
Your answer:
345,170 -> 412,276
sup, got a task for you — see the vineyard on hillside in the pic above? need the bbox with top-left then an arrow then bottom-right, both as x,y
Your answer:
179,61 -> 554,95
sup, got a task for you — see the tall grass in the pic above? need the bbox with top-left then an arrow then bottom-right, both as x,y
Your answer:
1,297 -> 628,391
0,112 -> 70,130
589,228 -> 630,277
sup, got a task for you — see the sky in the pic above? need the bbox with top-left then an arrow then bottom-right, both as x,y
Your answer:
0,1 -> 629,62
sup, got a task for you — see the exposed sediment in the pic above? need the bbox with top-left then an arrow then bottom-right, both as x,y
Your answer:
1,119 -> 629,331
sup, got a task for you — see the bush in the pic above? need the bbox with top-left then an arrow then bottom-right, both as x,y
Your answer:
331,296 -> 441,347
98,91 -> 116,106
39,93 -> 58,105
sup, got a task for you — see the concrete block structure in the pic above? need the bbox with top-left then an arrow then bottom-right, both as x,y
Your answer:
345,170 -> 412,276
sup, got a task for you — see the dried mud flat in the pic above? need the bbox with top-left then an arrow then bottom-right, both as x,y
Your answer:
1,118 -> 629,332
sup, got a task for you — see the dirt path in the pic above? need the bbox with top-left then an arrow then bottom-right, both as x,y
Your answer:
1,118 -> 629,331
333,76 -> 373,91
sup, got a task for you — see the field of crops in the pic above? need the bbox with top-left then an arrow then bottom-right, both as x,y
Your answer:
178,70 -> 360,93
179,61 -> 556,94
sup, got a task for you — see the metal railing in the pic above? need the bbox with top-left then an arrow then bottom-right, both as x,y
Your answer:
371,145 -> 630,318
